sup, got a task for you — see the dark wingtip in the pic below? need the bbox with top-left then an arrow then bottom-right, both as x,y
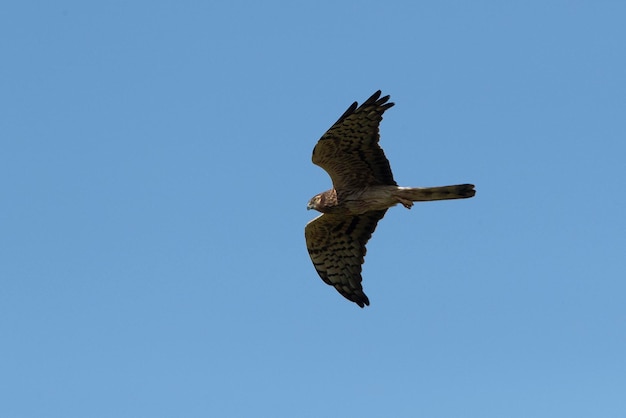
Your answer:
330,91 -> 394,127
354,294 -> 370,308
365,90 -> 393,106
368,90 -> 394,111
338,287 -> 370,308
367,90 -> 382,102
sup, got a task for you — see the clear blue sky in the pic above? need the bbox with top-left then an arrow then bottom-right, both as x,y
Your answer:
2,1 -> 625,417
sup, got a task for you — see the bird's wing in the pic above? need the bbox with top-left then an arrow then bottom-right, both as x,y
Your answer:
304,209 -> 387,307
311,91 -> 397,197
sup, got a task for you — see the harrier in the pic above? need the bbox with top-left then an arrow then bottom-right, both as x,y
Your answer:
305,91 -> 475,308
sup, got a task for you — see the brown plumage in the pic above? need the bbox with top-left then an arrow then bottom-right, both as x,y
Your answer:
305,91 -> 475,307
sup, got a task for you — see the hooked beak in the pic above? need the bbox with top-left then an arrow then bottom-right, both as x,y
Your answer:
306,202 -> 313,210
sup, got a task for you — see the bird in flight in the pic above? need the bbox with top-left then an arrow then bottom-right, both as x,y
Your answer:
305,91 -> 475,307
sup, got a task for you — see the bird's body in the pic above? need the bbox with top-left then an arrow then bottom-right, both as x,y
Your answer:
305,91 -> 475,307
308,184 -> 476,215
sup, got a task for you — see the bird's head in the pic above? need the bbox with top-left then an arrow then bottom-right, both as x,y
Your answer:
307,194 -> 322,211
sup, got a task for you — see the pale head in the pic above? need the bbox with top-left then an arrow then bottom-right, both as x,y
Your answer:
307,194 -> 323,212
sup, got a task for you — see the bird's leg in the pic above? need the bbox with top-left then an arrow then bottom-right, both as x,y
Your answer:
397,197 -> 413,209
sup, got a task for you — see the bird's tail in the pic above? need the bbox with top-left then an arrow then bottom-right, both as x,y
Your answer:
395,184 -> 476,203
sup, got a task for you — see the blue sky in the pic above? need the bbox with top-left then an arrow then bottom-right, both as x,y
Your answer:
2,1 -> 625,417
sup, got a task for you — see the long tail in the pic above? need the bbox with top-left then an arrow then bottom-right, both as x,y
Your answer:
396,184 -> 476,203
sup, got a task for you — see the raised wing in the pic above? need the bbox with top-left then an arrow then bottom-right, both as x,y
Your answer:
304,210 -> 387,307
312,91 -> 397,195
